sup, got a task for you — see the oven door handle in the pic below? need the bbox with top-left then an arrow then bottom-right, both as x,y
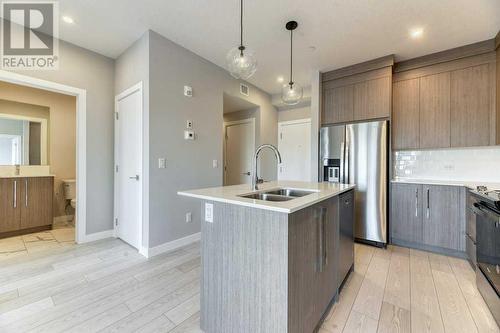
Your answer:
472,203 -> 500,225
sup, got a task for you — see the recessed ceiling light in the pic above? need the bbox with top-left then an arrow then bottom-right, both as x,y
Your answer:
62,16 -> 74,24
409,27 -> 424,39
277,76 -> 284,83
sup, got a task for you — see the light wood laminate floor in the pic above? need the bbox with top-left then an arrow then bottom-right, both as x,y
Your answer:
0,238 -> 497,332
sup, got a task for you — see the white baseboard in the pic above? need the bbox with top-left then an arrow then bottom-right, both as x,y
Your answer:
140,232 -> 201,258
53,215 -> 74,224
79,229 -> 115,243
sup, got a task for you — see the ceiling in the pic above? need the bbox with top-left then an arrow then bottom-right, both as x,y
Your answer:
223,93 -> 258,113
55,0 -> 500,94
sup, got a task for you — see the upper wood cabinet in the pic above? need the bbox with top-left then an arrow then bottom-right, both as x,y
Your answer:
321,56 -> 393,125
392,41 -> 498,150
353,76 -> 392,121
450,64 -> 491,147
419,72 -> 451,149
392,78 -> 420,150
322,85 -> 353,124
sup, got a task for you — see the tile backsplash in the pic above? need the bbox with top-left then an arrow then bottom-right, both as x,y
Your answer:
393,147 -> 500,182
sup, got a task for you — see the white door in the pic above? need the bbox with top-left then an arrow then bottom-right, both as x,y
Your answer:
224,119 -> 255,185
278,119 -> 311,181
115,84 -> 142,249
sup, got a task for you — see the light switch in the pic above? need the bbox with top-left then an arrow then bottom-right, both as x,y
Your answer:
158,158 -> 166,169
185,212 -> 192,223
205,203 -> 213,223
212,159 -> 218,168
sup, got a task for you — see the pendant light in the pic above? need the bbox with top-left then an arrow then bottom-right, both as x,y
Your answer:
282,21 -> 303,106
226,0 -> 257,80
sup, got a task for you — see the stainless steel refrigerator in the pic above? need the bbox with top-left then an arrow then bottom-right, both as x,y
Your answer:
320,120 -> 388,246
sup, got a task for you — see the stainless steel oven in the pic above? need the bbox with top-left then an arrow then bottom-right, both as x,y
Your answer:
471,190 -> 500,326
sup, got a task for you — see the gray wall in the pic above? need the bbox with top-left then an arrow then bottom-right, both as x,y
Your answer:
147,30 -> 277,247
278,106 -> 311,122
5,31 -> 115,235
115,31 -> 150,247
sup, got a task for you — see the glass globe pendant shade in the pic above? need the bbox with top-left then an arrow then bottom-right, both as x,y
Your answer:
226,46 -> 257,80
282,82 -> 303,105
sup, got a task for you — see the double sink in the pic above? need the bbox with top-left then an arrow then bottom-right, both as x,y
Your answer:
239,188 -> 318,202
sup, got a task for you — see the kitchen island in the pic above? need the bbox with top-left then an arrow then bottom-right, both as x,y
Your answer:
178,181 -> 355,333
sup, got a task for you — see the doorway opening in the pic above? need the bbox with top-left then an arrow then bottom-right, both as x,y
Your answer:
0,70 -> 86,251
223,93 -> 258,186
277,118 -> 311,181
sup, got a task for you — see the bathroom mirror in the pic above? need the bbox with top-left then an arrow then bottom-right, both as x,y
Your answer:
0,113 -> 48,165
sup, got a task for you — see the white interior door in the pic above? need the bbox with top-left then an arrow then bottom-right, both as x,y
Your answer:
278,119 -> 311,181
224,119 -> 255,185
115,85 -> 142,249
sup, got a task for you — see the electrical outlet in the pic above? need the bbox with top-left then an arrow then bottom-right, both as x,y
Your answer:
185,212 -> 192,223
205,203 -> 213,223
186,120 -> 193,129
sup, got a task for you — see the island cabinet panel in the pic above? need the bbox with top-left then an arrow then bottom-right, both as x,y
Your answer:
390,183 -> 423,244
0,178 -> 21,233
322,85 -> 354,124
422,185 -> 461,250
419,72 -> 451,149
288,203 -> 321,333
200,202 -> 289,333
392,78 -> 420,150
450,64 -> 492,147
288,195 -> 341,333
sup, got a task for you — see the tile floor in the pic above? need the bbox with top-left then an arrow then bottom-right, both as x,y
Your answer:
0,223 -> 75,261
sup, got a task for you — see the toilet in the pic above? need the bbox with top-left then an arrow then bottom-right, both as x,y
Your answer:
63,179 -> 77,223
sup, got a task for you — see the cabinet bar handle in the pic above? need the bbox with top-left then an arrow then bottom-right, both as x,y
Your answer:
25,179 -> 28,207
415,188 -> 418,217
317,207 -> 326,273
13,180 -> 17,208
426,188 -> 430,219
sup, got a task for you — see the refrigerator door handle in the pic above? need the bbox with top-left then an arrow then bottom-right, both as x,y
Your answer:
340,141 -> 345,183
344,144 -> 349,184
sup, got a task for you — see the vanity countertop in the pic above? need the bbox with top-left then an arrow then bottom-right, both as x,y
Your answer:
0,175 -> 55,178
178,181 -> 356,213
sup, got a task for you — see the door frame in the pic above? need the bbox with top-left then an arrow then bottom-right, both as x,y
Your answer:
0,69 -> 88,243
277,118 -> 312,180
223,118 -> 255,185
114,82 -> 145,252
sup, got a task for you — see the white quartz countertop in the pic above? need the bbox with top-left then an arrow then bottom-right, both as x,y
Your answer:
178,181 -> 356,213
391,178 -> 500,190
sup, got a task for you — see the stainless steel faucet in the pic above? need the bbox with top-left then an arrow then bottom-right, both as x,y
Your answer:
252,144 -> 282,191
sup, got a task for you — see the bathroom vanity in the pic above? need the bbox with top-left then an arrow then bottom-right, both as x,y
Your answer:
179,181 -> 355,333
0,176 -> 54,239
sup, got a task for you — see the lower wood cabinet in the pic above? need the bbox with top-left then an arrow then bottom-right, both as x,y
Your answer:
391,183 -> 463,252
0,177 -> 53,238
0,178 -> 21,233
